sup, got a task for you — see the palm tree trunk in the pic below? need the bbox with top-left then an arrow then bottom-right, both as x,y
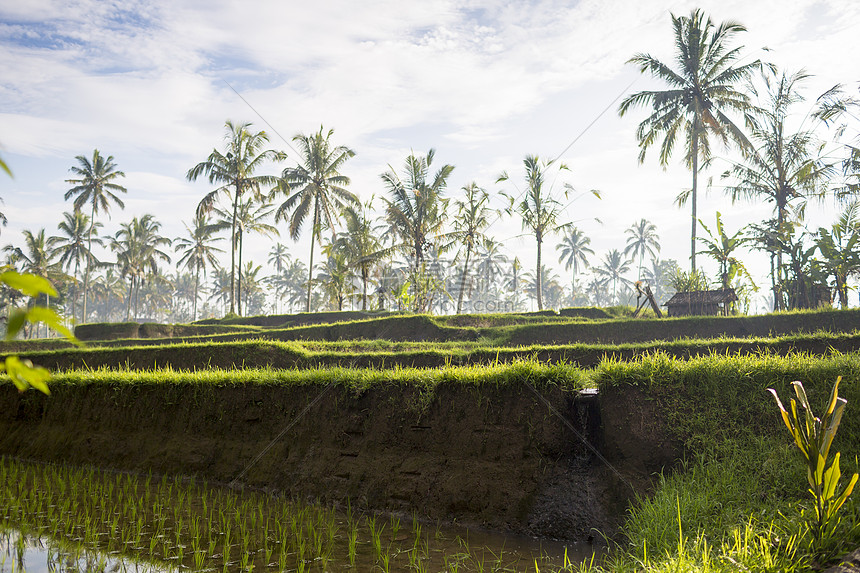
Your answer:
306,233 -> 315,313
456,245 -> 472,314
690,132 -> 699,273
535,232 -> 544,310
83,203 -> 96,323
237,232 -> 243,316
193,265 -> 200,321
229,186 -> 239,315
361,269 -> 368,311
125,277 -> 133,321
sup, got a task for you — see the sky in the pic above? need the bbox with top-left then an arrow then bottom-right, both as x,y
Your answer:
1,0 -> 858,314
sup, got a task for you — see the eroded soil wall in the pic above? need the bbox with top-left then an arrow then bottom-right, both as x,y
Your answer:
0,381 -> 668,540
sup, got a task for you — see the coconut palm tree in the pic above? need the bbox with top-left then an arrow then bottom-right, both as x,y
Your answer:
447,182 -> 493,314
498,155 -> 569,310
722,69 -> 834,297
624,219 -> 661,279
332,203 -> 387,311
214,199 -> 278,315
174,214 -> 224,321
595,249 -> 633,304
109,214 -> 171,321
65,149 -> 127,322
381,149 -> 454,311
556,227 -> 594,296
187,120 -> 285,315
51,211 -> 102,324
618,9 -> 761,272
272,126 -> 357,312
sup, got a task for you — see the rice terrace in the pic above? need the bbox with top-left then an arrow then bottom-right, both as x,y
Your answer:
0,306 -> 859,572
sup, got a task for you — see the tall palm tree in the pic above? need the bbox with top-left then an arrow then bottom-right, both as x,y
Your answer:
447,182 -> 493,314
722,69 -> 834,301
332,204 -> 387,311
272,126 -> 357,312
187,120 -> 285,315
595,249 -> 633,304
65,149 -> 127,322
623,219 -> 661,279
381,149 -> 454,311
174,214 -> 224,321
214,199 -> 278,315
51,211 -> 102,324
109,214 -> 171,320
267,243 -> 289,313
556,227 -> 594,296
618,9 -> 760,272
498,156 -> 568,310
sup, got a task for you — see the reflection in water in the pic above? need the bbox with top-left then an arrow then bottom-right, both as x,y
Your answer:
0,530 -> 170,573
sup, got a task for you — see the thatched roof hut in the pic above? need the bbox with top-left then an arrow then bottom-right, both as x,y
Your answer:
664,289 -> 738,317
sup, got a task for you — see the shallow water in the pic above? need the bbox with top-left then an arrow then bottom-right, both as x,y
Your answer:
1,457 -> 600,572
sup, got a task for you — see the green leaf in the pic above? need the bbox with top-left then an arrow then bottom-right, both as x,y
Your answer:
3,355 -> 50,395
822,453 -> 841,502
0,271 -> 57,297
5,309 -> 27,341
831,473 -> 859,515
25,307 -> 81,346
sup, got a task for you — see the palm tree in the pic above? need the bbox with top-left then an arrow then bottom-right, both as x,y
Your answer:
382,150 -> 454,270
556,227 -> 594,296
174,214 -> 224,321
618,9 -> 760,272
65,149 -> 127,322
447,182 -> 493,314
381,149 -> 454,311
267,243 -> 289,313
524,265 -> 561,311
109,214 -> 171,320
272,126 -> 357,312
722,69 -> 834,298
316,249 -> 353,311
498,156 -> 568,310
623,219 -> 661,279
214,199 -> 279,315
474,238 -> 508,296
187,120 -> 284,315
332,204 -> 387,311
4,229 -> 62,336
504,257 -> 524,312
595,249 -> 633,304
51,211 -> 102,324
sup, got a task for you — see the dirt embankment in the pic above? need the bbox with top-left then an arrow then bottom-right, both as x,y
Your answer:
0,381 -> 677,541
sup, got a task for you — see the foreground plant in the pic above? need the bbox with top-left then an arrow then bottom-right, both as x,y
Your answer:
768,377 -> 858,547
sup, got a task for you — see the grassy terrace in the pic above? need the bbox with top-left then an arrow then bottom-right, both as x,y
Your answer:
2,307 -> 860,571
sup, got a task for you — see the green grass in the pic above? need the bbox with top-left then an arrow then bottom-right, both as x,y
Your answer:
6,327 -> 860,373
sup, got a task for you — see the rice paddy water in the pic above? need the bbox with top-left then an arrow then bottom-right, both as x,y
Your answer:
0,457 -> 597,572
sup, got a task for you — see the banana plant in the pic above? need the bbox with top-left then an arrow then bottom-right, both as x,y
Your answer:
768,377 -> 859,544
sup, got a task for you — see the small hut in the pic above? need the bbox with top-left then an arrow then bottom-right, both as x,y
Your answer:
664,288 -> 738,317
